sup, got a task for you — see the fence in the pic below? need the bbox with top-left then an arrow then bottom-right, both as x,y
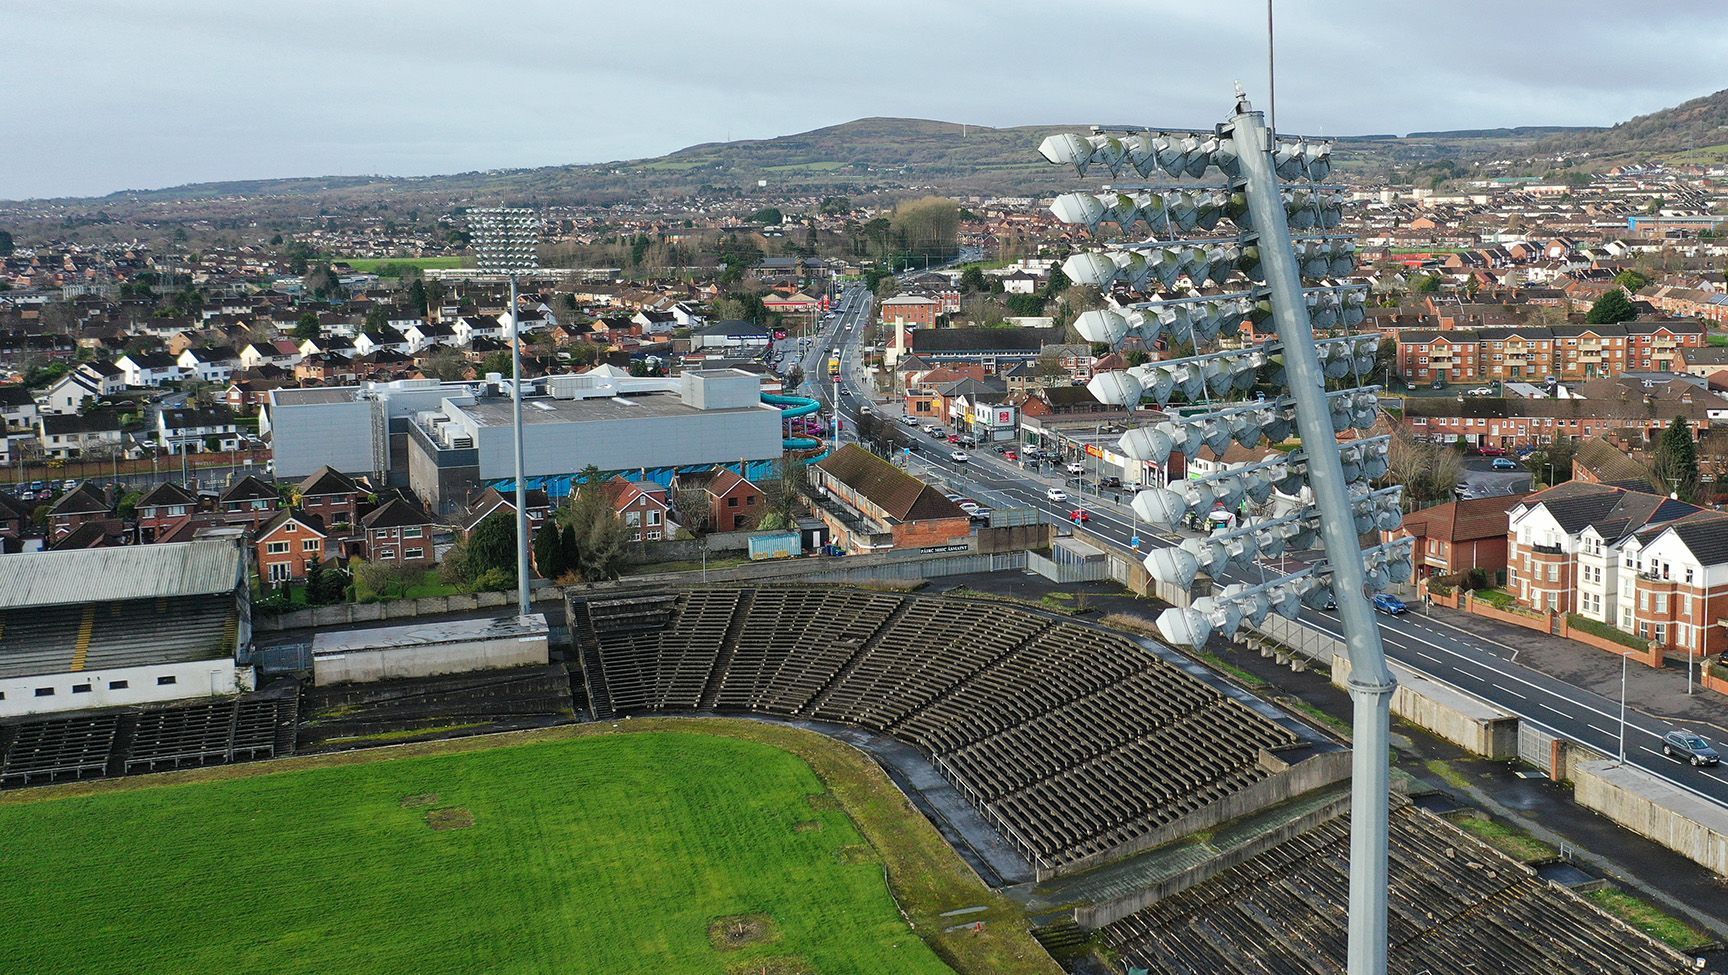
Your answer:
1518,721 -> 1564,777
1027,551 -> 1110,584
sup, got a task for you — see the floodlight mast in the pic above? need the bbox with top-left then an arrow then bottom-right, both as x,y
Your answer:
1232,102 -> 1395,975
470,207 -> 540,618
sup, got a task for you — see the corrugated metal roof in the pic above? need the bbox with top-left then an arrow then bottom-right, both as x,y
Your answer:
0,539 -> 244,609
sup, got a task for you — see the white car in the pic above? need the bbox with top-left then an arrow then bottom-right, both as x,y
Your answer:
1065,462 -> 1086,476
900,414 -> 920,427
950,450 -> 970,463
1466,386 -> 1494,396
1046,487 -> 1069,503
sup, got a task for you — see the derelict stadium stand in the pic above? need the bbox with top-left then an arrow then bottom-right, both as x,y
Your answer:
0,596 -> 234,679
576,586 -> 1306,872
1101,806 -> 1696,975
0,694 -> 297,788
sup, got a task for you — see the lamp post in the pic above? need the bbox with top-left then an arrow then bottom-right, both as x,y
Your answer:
470,207 -> 541,618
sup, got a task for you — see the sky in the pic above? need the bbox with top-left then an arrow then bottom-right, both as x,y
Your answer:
4,0 -> 1726,200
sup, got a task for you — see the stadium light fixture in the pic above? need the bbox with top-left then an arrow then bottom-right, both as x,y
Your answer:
469,206 -> 541,618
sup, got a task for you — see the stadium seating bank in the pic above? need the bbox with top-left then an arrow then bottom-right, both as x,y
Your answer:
571,585 -> 1346,879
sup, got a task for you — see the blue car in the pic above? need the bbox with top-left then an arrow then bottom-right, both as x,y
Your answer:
1371,593 -> 1408,615
1491,458 -> 1519,471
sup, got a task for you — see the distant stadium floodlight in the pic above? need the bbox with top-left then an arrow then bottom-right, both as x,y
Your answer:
470,207 -> 541,275
1088,370 -> 1143,407
1050,192 -> 1109,230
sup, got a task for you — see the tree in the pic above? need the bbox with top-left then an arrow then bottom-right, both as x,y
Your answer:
1653,416 -> 1701,502
480,350 -> 514,377
420,346 -> 469,381
302,264 -> 343,301
1615,268 -> 1651,293
532,521 -> 571,579
674,485 -> 714,542
0,230 -> 13,256
1585,289 -> 1637,325
1032,349 -> 1069,386
364,306 -> 390,331
407,279 -> 429,317
1528,438 -> 1579,488
293,312 -> 321,341
559,467 -> 630,582
819,196 -> 851,217
888,197 -> 960,262
355,558 -> 422,600
1385,429 -> 1465,510
1005,293 -> 1047,318
466,511 -> 519,580
1410,274 -> 1442,294
749,207 -> 784,226
959,266 -> 989,293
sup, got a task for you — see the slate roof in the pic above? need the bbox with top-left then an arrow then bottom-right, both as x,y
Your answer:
1401,494 -> 1528,543
1664,512 -> 1728,567
1523,481 -> 1692,541
1572,437 -> 1651,486
135,481 -> 198,510
297,465 -> 362,498
910,327 -> 1060,354
220,474 -> 279,504
47,483 -> 108,516
360,498 -> 433,530
813,444 -> 967,522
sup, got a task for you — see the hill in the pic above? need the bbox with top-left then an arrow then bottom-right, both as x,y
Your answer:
1525,88 -> 1728,167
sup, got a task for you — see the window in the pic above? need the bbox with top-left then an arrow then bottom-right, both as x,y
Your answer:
302,539 -> 319,552
378,549 -> 396,560
1686,568 -> 1695,584
1656,623 -> 1667,644
1656,594 -> 1668,613
1639,591 -> 1649,610
110,680 -> 129,690
285,521 -> 296,532
746,495 -> 756,506
405,548 -> 424,560
727,497 -> 739,508
268,562 -> 291,582
266,541 -> 290,555
403,526 -> 423,539
157,675 -> 177,686
647,511 -> 661,526
72,683 -> 91,694
34,687 -> 54,697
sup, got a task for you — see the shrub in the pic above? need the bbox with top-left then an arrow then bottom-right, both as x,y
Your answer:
1565,613 -> 1649,651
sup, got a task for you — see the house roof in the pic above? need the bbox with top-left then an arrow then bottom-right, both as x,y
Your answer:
910,327 -> 1059,354
813,444 -> 967,522
1572,437 -> 1651,486
40,411 -> 121,435
136,481 -> 198,510
48,483 -> 108,516
258,508 -> 327,538
1401,493 -> 1528,543
360,498 -> 433,530
1661,512 -> 1728,567
160,406 -> 236,430
1524,480 -> 1694,541
220,474 -> 279,504
0,385 -> 32,407
297,465 -> 362,498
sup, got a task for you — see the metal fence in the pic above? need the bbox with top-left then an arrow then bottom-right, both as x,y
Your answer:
1518,722 -> 1562,776
1027,551 -> 1110,584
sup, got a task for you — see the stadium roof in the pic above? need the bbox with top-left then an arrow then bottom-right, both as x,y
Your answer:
0,538 -> 245,609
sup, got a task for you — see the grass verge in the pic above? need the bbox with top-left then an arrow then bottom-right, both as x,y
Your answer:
1446,811 -> 1558,863
1586,887 -> 1709,950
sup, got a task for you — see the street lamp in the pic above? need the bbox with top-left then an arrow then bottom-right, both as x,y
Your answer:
470,207 -> 540,618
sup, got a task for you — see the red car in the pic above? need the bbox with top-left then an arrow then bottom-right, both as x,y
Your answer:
1003,450 -> 1019,461
1070,509 -> 1091,524
1476,445 -> 1507,457
946,434 -> 962,444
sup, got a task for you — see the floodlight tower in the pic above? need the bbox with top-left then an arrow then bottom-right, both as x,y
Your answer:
1036,94 -> 1406,975
469,207 -> 540,617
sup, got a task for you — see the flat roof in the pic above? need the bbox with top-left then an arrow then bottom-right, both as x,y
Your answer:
459,393 -> 771,427
271,387 -> 364,405
312,614 -> 548,655
0,539 -> 244,609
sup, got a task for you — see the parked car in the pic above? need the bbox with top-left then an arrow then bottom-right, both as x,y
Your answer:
968,507 -> 992,523
1491,457 -> 1519,471
1476,445 -> 1507,457
1663,730 -> 1721,767
946,434 -> 962,444
949,450 -> 970,463
1046,487 -> 1069,503
955,499 -> 980,514
900,414 -> 920,426
1465,386 -> 1494,396
1065,462 -> 1086,476
1371,593 -> 1408,615
1003,449 -> 1019,461
958,436 -> 978,449
1100,475 -> 1122,489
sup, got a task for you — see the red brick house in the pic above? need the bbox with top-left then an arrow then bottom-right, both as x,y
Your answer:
461,486 -> 552,539
47,484 -> 110,542
673,467 -> 766,532
219,475 -> 281,529
359,497 -> 436,567
134,481 -> 199,543
600,477 -> 671,542
809,444 -> 970,553
1389,493 -> 1528,584
255,509 -> 328,585
294,466 -> 365,531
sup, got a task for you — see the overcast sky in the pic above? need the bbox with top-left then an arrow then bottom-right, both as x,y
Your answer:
5,1 -> 1725,200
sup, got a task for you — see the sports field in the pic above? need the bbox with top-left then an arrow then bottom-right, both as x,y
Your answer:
338,256 -> 466,273
0,730 -> 966,975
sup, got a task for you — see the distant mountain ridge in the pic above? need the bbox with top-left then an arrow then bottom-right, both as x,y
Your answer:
3,92 -> 1720,216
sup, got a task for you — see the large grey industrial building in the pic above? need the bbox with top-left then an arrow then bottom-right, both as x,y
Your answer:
265,368 -> 785,514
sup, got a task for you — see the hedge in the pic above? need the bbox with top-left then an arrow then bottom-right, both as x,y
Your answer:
1565,613 -> 1648,651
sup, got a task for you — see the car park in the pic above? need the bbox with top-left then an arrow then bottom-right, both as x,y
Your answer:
1046,487 -> 1068,503
949,450 -> 969,463
1491,457 -> 1519,471
1662,730 -> 1721,767
1371,593 -> 1408,615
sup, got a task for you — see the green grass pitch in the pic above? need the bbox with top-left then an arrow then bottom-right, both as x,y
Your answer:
0,732 -> 956,975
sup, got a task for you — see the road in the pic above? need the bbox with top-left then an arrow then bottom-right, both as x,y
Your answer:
805,287 -> 1728,814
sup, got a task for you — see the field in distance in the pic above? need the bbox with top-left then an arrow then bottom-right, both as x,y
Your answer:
0,731 -> 956,975
337,256 -> 466,273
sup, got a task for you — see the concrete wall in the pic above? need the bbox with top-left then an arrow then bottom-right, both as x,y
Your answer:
1331,654 -> 1519,760
0,658 -> 252,719
313,633 -> 549,685
1568,751 -> 1728,877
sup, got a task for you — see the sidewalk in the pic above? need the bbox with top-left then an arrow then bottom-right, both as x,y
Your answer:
1418,601 -> 1728,735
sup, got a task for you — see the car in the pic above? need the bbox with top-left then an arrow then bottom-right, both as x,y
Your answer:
955,500 -> 980,514
949,450 -> 970,463
1046,487 -> 1069,503
946,434 -> 961,444
1069,509 -> 1091,524
859,405 -> 873,416
900,414 -> 920,427
1491,457 -> 1519,471
1476,445 -> 1507,457
1663,730 -> 1721,767
1466,386 -> 1494,396
1065,462 -> 1086,476
1003,449 -> 1019,461
958,437 -> 978,449
1100,475 -> 1122,489
921,423 -> 939,434
1371,593 -> 1408,615
968,507 -> 992,523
